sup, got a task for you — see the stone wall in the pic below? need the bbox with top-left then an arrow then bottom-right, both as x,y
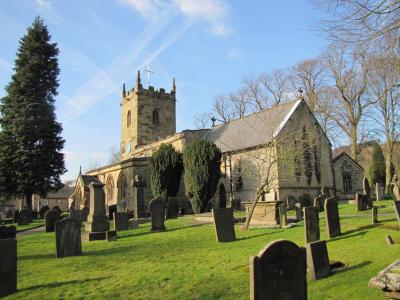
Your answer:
333,153 -> 364,200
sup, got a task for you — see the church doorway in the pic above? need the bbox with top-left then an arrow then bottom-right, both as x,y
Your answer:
108,204 -> 117,220
217,184 -> 227,208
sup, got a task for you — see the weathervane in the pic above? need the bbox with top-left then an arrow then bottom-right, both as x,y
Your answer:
144,64 -> 154,87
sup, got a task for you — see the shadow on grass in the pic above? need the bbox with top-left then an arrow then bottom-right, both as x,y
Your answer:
19,253 -> 55,261
236,231 -> 279,242
18,276 -> 109,292
326,231 -> 367,243
342,223 -> 382,236
84,246 -> 133,256
332,261 -> 371,275
118,223 -> 208,239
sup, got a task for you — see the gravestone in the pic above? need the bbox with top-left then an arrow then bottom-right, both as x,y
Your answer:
363,176 -> 371,199
52,206 -> 62,214
372,206 -> 378,224
128,218 -> 139,229
286,196 -> 296,210
166,197 -> 180,219
69,209 -> 82,227
39,205 -> 49,219
306,240 -> 331,280
113,212 -> 129,231
32,210 -> 38,219
83,182 -> 109,241
295,203 -> 303,221
18,208 -> 31,225
355,193 -> 368,211
304,206 -> 320,243
313,196 -> 324,212
321,186 -> 330,196
0,231 -> 17,297
300,193 -> 312,207
324,197 -> 341,238
107,230 -> 117,241
393,176 -> 400,200
55,218 -> 82,258
249,240 -> 307,300
132,175 -> 147,219
376,183 -> 383,201
81,207 -> 89,222
393,201 -> 400,223
149,197 -> 166,232
212,208 -> 236,242
386,235 -> 395,245
279,206 -> 287,228
45,209 -> 61,232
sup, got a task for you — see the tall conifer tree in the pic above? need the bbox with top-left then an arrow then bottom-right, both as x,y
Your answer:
0,17 -> 65,210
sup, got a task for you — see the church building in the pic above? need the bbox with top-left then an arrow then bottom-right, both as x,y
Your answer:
73,71 -> 364,216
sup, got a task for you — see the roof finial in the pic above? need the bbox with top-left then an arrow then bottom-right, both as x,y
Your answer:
136,70 -> 141,90
122,83 -> 126,98
297,87 -> 304,100
172,77 -> 176,94
79,165 -> 82,175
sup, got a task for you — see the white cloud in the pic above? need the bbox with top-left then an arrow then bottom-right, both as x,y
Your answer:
227,48 -> 240,60
34,0 -> 53,13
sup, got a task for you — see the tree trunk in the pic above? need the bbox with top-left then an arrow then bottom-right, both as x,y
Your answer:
241,193 -> 260,231
350,125 -> 358,162
25,192 -> 33,211
385,144 -> 393,193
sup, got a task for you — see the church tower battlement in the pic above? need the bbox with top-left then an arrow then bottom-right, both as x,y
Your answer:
120,70 -> 176,161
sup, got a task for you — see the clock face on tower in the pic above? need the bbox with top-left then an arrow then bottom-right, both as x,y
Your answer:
126,142 -> 132,153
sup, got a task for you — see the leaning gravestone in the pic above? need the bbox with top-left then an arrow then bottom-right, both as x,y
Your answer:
45,209 -> 61,232
372,206 -> 378,224
113,212 -> 129,231
363,177 -> 371,200
324,197 -> 341,238
166,197 -> 180,219
39,205 -> 49,219
249,239 -> 307,300
304,206 -> 320,243
376,183 -> 383,201
83,182 -> 109,241
212,207 -> 236,242
149,197 -> 166,232
18,208 -> 31,226
355,193 -> 367,211
0,225 -> 17,297
306,240 -> 331,280
55,218 -> 82,258
393,201 -> 400,223
286,196 -> 296,210
295,203 -> 303,221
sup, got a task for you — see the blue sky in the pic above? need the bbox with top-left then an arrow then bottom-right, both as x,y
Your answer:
0,0 -> 328,181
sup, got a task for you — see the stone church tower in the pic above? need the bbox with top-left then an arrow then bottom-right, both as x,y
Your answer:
120,71 -> 176,160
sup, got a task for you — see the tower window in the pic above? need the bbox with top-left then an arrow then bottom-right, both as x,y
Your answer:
127,111 -> 131,127
343,172 -> 352,193
152,109 -> 159,125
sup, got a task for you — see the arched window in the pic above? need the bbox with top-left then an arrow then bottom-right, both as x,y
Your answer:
152,109 -> 159,125
117,172 -> 127,208
106,175 -> 114,203
127,111 -> 131,127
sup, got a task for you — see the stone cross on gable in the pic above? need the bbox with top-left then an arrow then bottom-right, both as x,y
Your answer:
144,65 -> 153,87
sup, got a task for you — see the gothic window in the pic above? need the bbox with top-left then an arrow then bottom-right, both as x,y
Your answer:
117,172 -> 127,205
106,175 -> 114,203
127,111 -> 131,127
152,109 -> 159,125
343,172 -> 352,192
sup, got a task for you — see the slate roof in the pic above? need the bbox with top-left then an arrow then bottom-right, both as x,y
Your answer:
203,100 -> 302,153
81,175 -> 102,186
333,151 -> 364,171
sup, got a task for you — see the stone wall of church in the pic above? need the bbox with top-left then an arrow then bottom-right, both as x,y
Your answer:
334,154 -> 364,200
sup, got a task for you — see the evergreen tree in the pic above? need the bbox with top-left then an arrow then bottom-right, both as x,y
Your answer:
183,140 -> 221,213
150,144 -> 183,198
369,142 -> 386,186
0,17 -> 66,210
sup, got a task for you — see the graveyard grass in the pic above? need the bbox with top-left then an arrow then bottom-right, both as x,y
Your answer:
8,200 -> 400,300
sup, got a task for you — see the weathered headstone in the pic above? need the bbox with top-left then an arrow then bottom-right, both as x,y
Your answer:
313,195 -> 324,212
295,203 -> 303,221
83,182 -> 109,241
372,206 -> 378,224
278,206 -> 287,228
107,230 -> 117,241
393,201 -> 400,223
18,208 -> 31,225
321,186 -> 330,196
376,183 -> 383,201
128,218 -> 139,229
0,226 -> 16,239
306,240 -> 331,280
69,209 -> 82,227
355,193 -> 368,211
300,193 -> 312,207
39,205 -> 49,219
81,206 -> 89,222
249,240 -> 307,300
304,206 -> 320,243
363,176 -> 371,200
286,196 -> 296,210
132,175 -> 147,219
386,235 -> 395,245
212,207 -> 236,242
113,212 -> 129,231
324,197 -> 341,238
45,209 -> 61,232
55,218 -> 82,258
166,197 -> 180,219
149,197 -> 166,232
0,232 -> 17,297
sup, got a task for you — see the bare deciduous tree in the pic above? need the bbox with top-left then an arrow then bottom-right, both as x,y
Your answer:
108,145 -> 121,164
259,69 -> 292,106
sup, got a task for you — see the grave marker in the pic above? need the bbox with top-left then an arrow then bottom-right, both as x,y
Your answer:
149,197 -> 166,232
279,206 -> 287,228
304,206 -> 320,243
166,197 -> 180,219
324,197 -> 341,238
372,206 -> 378,224
393,201 -> 400,222
306,240 -> 331,280
132,175 -> 147,219
0,231 -> 17,297
113,212 -> 129,231
55,219 -> 82,258
376,183 -> 383,201
212,207 -> 236,242
45,209 -> 61,232
18,208 -> 31,225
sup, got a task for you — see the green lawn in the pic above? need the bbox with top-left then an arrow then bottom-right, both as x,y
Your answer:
6,219 -> 45,232
7,200 -> 400,299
